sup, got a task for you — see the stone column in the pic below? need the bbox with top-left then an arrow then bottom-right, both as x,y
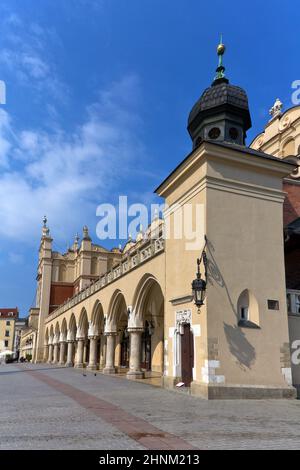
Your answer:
75,338 -> 84,368
83,341 -> 87,364
99,336 -> 106,369
53,343 -> 59,364
103,332 -> 117,374
87,336 -> 98,370
127,327 -> 144,379
66,341 -> 74,367
48,344 -> 53,363
59,341 -> 66,365
43,345 -> 49,362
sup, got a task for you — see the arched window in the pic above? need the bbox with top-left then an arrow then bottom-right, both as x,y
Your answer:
59,264 -> 67,282
282,139 -> 295,157
237,289 -> 260,327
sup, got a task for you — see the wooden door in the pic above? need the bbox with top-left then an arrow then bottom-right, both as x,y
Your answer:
181,324 -> 194,386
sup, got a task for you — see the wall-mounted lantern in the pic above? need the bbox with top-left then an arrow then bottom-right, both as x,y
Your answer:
192,238 -> 207,311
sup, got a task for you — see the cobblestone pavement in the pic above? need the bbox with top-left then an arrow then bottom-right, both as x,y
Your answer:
1,363 -> 300,450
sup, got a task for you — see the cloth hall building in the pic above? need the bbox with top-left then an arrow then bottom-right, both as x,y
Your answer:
21,43 -> 300,399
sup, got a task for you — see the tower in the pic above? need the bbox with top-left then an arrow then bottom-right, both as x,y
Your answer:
157,40 -> 296,398
34,217 -> 53,362
187,37 -> 251,148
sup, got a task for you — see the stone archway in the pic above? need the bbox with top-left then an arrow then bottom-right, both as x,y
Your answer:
48,325 -> 54,363
104,290 -> 129,374
44,328 -> 49,362
75,309 -> 89,368
59,318 -> 68,365
53,322 -> 60,364
88,301 -> 105,370
66,314 -> 77,367
128,274 -> 164,379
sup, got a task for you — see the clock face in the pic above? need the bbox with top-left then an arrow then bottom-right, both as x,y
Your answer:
208,127 -> 221,139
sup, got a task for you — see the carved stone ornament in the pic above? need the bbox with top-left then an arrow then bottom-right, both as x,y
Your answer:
176,309 -> 192,334
269,98 -> 283,120
279,114 -> 291,132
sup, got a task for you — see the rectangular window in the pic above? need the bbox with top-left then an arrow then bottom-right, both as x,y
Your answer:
5,330 -> 9,337
4,340 -> 8,347
268,300 -> 279,310
6,320 -> 10,326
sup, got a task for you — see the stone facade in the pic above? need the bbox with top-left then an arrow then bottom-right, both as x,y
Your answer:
21,62 -> 300,399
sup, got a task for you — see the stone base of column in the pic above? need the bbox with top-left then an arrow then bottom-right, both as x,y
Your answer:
87,364 -> 98,371
58,361 -> 65,366
74,363 -> 84,369
103,367 -> 116,374
127,370 -> 145,380
65,362 -> 73,367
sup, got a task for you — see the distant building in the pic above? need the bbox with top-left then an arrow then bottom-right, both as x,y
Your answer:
13,318 -> 27,359
0,308 -> 19,354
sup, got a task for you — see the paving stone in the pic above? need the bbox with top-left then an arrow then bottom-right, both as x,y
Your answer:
1,363 -> 300,449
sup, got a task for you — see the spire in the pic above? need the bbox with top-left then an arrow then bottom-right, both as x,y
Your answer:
42,215 -> 50,238
214,34 -> 227,83
82,225 -> 91,241
74,233 -> 80,250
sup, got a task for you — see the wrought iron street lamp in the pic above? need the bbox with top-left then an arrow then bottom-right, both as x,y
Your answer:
192,238 -> 207,310
192,258 -> 207,308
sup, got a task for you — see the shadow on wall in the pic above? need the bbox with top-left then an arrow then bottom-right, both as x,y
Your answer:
206,238 -> 256,370
223,323 -> 256,370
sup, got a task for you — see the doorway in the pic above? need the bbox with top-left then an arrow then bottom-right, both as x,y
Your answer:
141,321 -> 152,371
181,323 -> 194,386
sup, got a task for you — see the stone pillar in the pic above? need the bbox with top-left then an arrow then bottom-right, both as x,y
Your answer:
43,345 -> 49,362
59,341 -> 66,365
103,332 -> 117,374
75,338 -> 84,368
53,343 -> 59,364
99,336 -> 106,369
127,327 -> 144,379
83,341 -> 87,364
66,341 -> 74,367
87,336 -> 98,370
48,344 -> 53,363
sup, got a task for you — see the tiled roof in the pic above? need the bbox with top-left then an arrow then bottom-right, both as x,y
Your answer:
0,308 -> 19,318
188,81 -> 250,127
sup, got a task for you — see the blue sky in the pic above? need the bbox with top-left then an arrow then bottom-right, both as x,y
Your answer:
0,0 -> 298,315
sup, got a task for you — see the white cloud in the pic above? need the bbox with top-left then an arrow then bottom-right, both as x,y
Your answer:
8,252 -> 24,265
0,75 -> 145,245
0,14 -> 67,102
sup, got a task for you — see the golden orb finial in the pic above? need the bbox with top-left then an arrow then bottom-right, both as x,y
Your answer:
217,43 -> 225,56
217,34 -> 225,56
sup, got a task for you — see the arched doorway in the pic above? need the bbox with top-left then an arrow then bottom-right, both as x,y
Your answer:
107,290 -> 129,371
76,309 -> 89,368
132,275 -> 164,375
90,301 -> 105,369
